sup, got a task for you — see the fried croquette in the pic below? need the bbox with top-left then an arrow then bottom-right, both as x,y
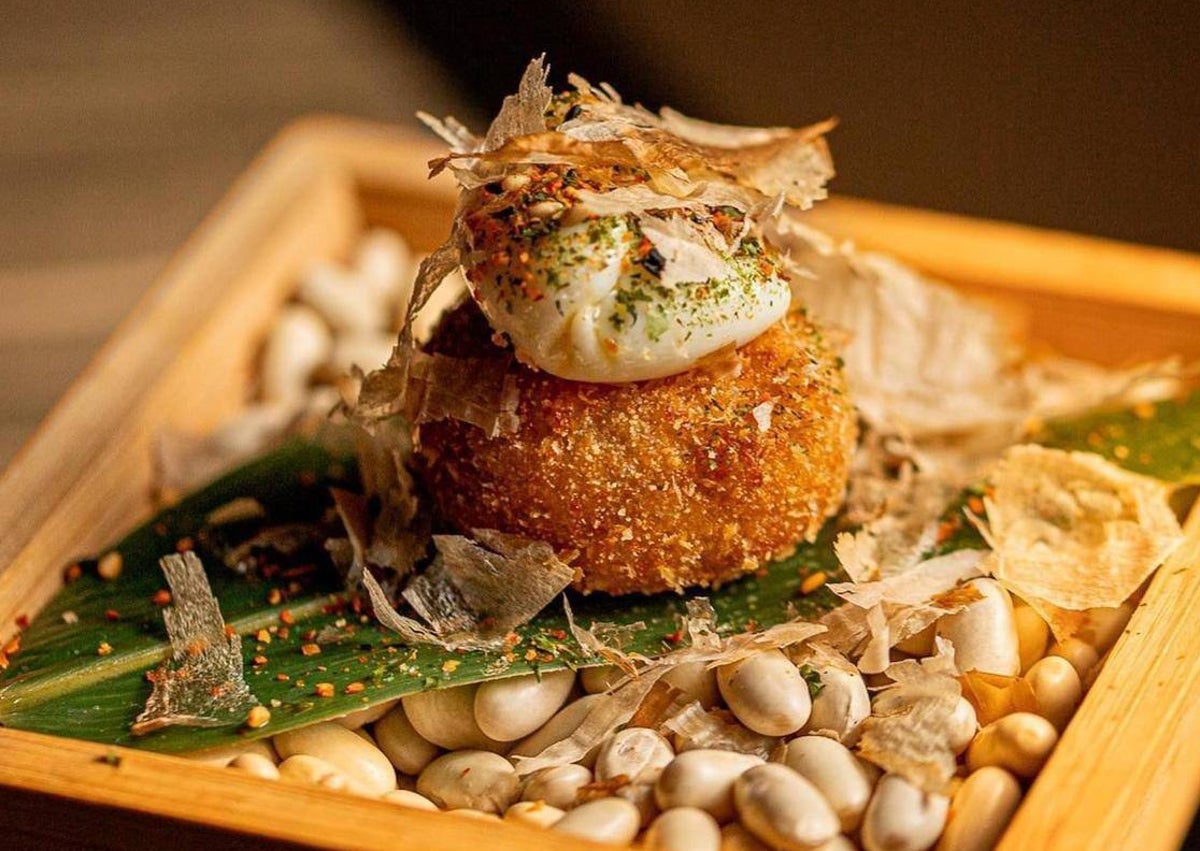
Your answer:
416,301 -> 857,595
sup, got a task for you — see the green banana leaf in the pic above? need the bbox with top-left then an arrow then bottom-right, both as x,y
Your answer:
2,390 -> 1197,753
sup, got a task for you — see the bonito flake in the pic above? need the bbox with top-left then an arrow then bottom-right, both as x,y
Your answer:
979,445 -> 1183,612
133,552 -> 257,735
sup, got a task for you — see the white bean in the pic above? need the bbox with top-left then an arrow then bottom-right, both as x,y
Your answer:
655,749 -> 763,823
935,766 -> 1021,851
446,809 -> 501,821
861,774 -> 949,851
186,738 -> 277,767
505,800 -> 566,828
581,664 -> 624,694
617,779 -> 660,827
946,697 -> 979,755
734,763 -> 839,850
936,579 -> 1020,677
595,727 -> 674,782
229,752 -> 280,780
511,693 -> 606,763
966,712 -> 1058,778
1048,637 -> 1100,680
402,685 -> 509,752
273,722 -> 396,796
1077,600 -> 1136,653
663,660 -> 722,709
1011,597 -> 1049,674
416,750 -> 519,814
278,754 -> 347,791
474,669 -> 577,742
329,332 -> 395,376
720,822 -> 772,850
355,228 -> 414,305
333,698 -> 397,730
552,797 -> 641,844
718,650 -> 812,737
381,789 -> 438,811
779,736 -> 874,833
1023,655 -> 1082,731
802,664 -> 870,742
645,807 -> 722,851
299,262 -> 386,332
373,703 -> 441,775
260,304 -> 331,405
522,763 -> 593,809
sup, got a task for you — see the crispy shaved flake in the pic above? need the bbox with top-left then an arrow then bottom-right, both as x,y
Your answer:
684,598 -> 722,652
358,345 -> 518,438
636,213 -> 738,287
565,596 -> 649,674
132,552 -> 256,735
155,405 -> 296,496
367,531 -> 574,651
514,669 -> 669,774
979,445 -> 1183,613
416,111 -> 479,153
828,549 -> 987,609
959,670 -> 1038,726
856,653 -> 963,793
857,604 -> 891,675
657,108 -> 797,148
483,55 -> 552,152
664,701 -> 778,759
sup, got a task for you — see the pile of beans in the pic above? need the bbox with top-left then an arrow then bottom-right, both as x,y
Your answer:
189,230 -> 1139,848
191,578 -> 1135,851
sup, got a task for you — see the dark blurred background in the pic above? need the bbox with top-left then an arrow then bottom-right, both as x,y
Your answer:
2,0 -> 1198,469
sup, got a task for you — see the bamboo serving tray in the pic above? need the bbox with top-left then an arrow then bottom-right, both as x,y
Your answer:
1,117 -> 1199,850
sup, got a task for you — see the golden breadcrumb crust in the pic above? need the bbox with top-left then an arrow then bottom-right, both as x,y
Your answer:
417,301 -> 857,595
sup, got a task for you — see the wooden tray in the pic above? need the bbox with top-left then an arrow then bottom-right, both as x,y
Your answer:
1,117 -> 1199,850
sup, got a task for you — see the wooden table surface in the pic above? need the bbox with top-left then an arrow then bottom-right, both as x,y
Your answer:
0,0 -> 473,470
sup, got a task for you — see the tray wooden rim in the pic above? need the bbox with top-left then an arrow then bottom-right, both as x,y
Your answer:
1,115 -> 1199,851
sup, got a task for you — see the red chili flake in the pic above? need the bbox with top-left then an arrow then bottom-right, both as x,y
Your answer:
277,627 -> 290,640
267,589 -> 283,606
935,521 -> 957,545
4,635 -> 21,655
298,470 -> 318,487
175,537 -> 194,553
344,682 -> 365,695
279,608 -> 295,625
151,589 -> 172,607
224,625 -> 237,639
662,630 -> 683,645
314,682 -> 334,698
256,629 -> 272,644
63,563 -> 83,584
15,614 -> 30,631
153,522 -> 169,536
252,655 -> 268,667
549,629 -> 566,641
966,496 -> 986,515
105,609 -> 120,622
301,643 -> 321,657
302,630 -> 317,641
275,673 -> 290,682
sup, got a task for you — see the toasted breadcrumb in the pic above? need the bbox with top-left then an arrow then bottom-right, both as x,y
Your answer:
417,301 -> 856,595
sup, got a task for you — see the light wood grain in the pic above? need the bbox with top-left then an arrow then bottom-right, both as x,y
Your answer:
1,118 -> 1199,849
996,508 -> 1200,851
0,727 -> 609,851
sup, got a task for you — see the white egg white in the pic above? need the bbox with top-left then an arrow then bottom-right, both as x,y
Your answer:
470,216 -> 790,383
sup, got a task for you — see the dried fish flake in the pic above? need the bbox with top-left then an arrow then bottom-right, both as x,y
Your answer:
132,552 -> 257,735
981,445 -> 1183,612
